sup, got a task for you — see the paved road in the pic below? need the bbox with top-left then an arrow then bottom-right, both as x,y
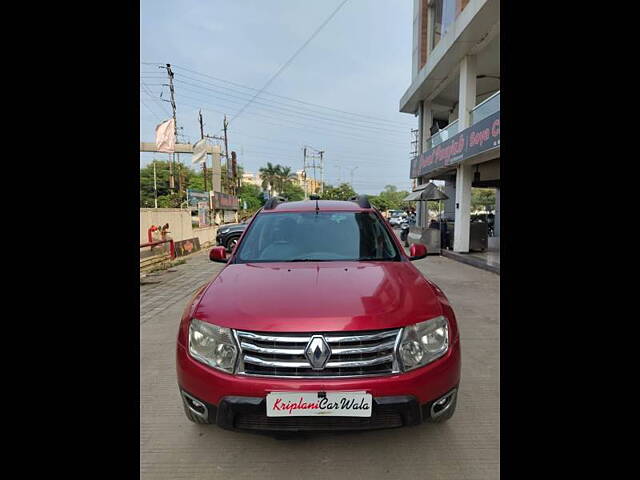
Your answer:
140,248 -> 499,480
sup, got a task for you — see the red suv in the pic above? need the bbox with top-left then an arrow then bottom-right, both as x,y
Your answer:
176,196 -> 460,431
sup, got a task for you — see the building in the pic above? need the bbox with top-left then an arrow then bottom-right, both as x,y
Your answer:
241,172 -> 263,188
400,0 -> 500,255
294,170 -> 322,196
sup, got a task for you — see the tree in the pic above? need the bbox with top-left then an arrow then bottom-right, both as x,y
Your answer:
322,183 -> 356,200
471,188 -> 496,212
140,160 -> 207,208
259,162 -> 279,193
238,183 -> 264,211
368,195 -> 391,212
281,181 -> 305,201
375,184 -> 410,211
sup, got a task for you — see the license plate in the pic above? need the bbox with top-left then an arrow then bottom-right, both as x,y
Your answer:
266,391 -> 372,417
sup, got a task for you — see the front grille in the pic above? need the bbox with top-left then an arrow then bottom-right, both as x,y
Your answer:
235,328 -> 402,377
234,408 -> 403,431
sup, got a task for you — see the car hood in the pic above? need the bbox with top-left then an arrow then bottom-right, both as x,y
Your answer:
219,223 -> 246,231
194,261 -> 443,332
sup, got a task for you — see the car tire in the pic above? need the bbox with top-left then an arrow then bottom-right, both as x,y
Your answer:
182,401 -> 210,424
226,236 -> 239,251
427,391 -> 457,423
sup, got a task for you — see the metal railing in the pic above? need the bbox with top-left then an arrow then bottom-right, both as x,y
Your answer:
470,90 -> 500,125
425,119 -> 459,150
417,90 -> 500,155
140,239 -> 176,275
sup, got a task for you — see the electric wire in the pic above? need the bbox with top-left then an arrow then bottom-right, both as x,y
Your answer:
229,0 -> 351,124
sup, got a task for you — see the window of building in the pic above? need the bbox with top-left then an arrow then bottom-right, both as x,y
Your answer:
432,0 -> 443,50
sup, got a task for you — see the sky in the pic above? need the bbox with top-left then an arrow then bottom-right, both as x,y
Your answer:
140,0 -> 417,195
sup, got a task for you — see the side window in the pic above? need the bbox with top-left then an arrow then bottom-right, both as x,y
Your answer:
369,213 -> 396,258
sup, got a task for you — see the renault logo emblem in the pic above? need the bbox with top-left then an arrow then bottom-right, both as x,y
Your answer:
304,335 -> 331,370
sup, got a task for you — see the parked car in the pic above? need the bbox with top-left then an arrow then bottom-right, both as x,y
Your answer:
385,209 -> 403,220
216,222 -> 247,251
177,196 -> 461,432
388,213 -> 407,227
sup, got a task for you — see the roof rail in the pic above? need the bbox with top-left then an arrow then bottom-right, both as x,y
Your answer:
263,196 -> 286,210
349,195 -> 371,209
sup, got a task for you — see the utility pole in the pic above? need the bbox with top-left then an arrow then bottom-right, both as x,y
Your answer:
303,147 -> 308,200
311,154 -> 316,194
198,110 -> 208,192
161,63 -> 178,193
223,115 -> 231,195
319,151 -> 324,195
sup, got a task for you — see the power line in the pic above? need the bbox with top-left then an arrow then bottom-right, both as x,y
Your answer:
174,99 -> 407,147
173,95 -> 407,146
229,130 -> 407,160
140,98 -> 163,122
172,78 -> 409,136
167,73 -> 413,132
167,63 -> 412,127
228,0 -> 351,124
140,81 -> 172,118
142,80 -> 410,146
141,94 -> 410,165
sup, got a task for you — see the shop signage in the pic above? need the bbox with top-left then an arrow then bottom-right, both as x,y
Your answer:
410,111 -> 500,179
187,189 -> 210,207
211,192 -> 239,210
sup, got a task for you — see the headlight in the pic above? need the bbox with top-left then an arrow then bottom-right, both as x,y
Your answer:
399,315 -> 449,372
188,319 -> 238,373
220,228 -> 230,234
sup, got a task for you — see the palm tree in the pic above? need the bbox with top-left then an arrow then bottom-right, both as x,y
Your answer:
277,166 -> 297,192
259,162 -> 279,194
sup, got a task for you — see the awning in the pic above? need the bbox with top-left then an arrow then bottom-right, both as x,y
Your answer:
403,182 -> 449,201
403,190 -> 424,201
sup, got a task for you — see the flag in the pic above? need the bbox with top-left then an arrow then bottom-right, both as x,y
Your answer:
192,138 -> 208,164
155,119 -> 176,153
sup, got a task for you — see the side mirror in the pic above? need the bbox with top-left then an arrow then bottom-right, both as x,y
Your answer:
209,246 -> 228,263
409,243 -> 427,261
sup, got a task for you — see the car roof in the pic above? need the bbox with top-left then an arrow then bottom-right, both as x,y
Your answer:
262,200 -> 372,213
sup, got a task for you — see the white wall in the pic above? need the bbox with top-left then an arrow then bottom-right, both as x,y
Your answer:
192,226 -> 219,248
140,208 -> 193,244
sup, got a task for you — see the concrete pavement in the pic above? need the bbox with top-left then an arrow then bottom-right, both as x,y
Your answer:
140,250 -> 499,479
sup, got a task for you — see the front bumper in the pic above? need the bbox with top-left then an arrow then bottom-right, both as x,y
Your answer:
180,389 -> 457,431
176,339 -> 460,430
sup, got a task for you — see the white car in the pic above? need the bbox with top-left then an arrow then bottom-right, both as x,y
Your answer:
389,214 -> 406,227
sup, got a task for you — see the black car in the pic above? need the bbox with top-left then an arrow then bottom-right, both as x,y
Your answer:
216,222 -> 247,251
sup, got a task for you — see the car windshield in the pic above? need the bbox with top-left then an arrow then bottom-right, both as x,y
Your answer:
235,211 -> 400,262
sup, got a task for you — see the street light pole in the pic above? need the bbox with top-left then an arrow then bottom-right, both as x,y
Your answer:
153,159 -> 158,208
350,166 -> 358,187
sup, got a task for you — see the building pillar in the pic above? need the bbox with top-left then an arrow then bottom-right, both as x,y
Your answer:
443,177 -> 456,219
452,55 -> 476,253
421,102 -> 433,153
458,55 -> 477,129
453,162 -> 472,252
494,187 -> 500,237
